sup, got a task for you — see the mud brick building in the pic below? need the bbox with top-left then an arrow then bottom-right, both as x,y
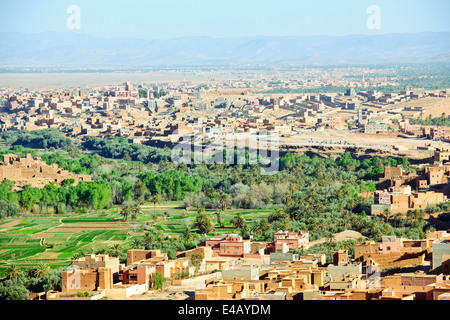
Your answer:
72,254 -> 120,280
273,231 -> 310,250
126,249 -> 168,265
62,267 -> 114,293
61,254 -> 122,293
0,153 -> 91,190
380,273 -> 446,300
204,234 -> 251,257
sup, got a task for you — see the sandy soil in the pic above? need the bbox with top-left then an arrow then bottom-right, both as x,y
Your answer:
280,130 -> 447,149
0,71 -> 248,90
30,233 -> 54,239
310,230 -> 366,246
32,252 -> 61,259
397,97 -> 450,118
0,219 -> 24,229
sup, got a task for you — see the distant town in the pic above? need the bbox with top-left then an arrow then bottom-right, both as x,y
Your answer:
0,66 -> 449,301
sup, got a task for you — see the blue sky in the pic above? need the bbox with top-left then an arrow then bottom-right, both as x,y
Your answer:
0,0 -> 449,39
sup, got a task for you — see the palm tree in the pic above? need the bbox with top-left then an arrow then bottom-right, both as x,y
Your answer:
182,225 -> 193,243
393,212 -> 403,227
251,219 -> 269,236
142,232 -> 155,248
282,194 -> 292,207
197,205 -> 205,215
130,203 -> 142,221
26,264 -> 49,278
120,205 -> 132,221
218,191 -> 231,211
109,243 -> 123,257
150,193 -> 162,216
326,233 -> 336,251
317,218 -> 329,232
214,211 -> 224,228
230,213 -> 246,230
289,183 -> 299,198
381,208 -> 393,223
130,239 -> 143,249
205,188 -> 217,199
36,262 -> 50,278
6,264 -> 21,279
343,211 -> 353,227
194,212 -> 214,234
347,198 -> 357,212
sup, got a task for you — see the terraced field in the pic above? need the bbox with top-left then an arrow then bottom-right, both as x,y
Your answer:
0,209 -> 131,275
0,201 -> 272,276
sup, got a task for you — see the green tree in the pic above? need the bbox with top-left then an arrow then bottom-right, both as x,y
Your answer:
190,253 -> 204,271
130,203 -> 142,221
194,212 -> 214,234
130,239 -> 143,249
214,211 -> 224,228
218,191 -> 231,211
133,180 -> 147,204
150,193 -> 162,216
151,272 -> 166,289
109,243 -> 123,258
0,278 -> 29,300
6,264 -> 21,279
120,205 -> 132,221
230,213 -> 246,230
182,225 -> 193,243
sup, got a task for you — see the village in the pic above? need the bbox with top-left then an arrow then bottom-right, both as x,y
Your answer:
26,226 -> 450,301
1,80 -> 450,152
1,79 -> 450,303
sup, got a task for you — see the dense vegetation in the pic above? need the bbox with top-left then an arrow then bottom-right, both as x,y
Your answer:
82,136 -> 171,164
0,128 -> 446,299
0,129 -> 434,243
409,114 -> 450,127
0,265 -> 63,300
0,129 -> 72,149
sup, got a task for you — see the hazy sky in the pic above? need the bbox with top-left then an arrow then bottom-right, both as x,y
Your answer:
0,0 -> 449,39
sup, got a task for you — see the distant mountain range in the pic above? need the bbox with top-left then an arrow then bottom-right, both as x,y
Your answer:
0,31 -> 449,67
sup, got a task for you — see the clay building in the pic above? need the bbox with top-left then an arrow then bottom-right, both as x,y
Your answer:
273,230 -> 310,250
62,267 -> 114,293
0,154 -> 91,190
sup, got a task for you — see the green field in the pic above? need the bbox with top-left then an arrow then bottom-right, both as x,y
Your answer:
0,201 -> 271,276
